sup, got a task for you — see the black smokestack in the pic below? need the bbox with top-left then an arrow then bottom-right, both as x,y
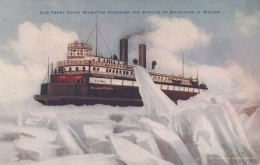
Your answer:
120,39 -> 128,64
152,61 -> 157,69
133,58 -> 138,65
139,44 -> 146,68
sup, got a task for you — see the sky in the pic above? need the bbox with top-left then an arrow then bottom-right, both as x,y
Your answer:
0,0 -> 260,102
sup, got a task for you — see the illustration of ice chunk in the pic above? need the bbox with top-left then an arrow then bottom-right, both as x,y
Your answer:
108,134 -> 173,165
139,117 -> 197,165
117,130 -> 162,158
15,136 -> 60,161
55,120 -> 84,155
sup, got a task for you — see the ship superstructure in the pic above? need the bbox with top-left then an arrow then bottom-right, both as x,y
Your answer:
34,36 -> 207,106
34,22 -> 207,106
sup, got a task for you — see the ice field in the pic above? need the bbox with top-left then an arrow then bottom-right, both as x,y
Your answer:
0,66 -> 259,165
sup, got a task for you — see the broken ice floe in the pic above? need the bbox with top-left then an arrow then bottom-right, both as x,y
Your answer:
117,130 -> 162,158
139,117 -> 197,165
108,134 -> 173,165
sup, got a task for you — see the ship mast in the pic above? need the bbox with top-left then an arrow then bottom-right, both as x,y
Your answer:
182,53 -> 184,77
86,16 -> 113,57
197,66 -> 199,84
197,66 -> 198,80
95,15 -> 98,56
47,57 -> 49,83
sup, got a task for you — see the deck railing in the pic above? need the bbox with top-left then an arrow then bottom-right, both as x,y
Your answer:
57,60 -> 90,67
57,60 -> 133,70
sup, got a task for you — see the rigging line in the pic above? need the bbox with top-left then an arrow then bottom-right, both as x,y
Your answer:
42,70 -> 48,83
97,27 -> 113,57
98,40 -> 102,57
86,26 -> 96,44
95,15 -> 98,56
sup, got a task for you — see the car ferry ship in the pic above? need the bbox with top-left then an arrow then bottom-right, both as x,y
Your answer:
34,26 -> 207,106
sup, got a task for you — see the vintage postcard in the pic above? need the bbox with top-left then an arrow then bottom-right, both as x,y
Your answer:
0,0 -> 259,164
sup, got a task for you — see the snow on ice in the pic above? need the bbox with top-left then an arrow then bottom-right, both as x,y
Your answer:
108,134 -> 173,165
117,130 -> 162,158
139,117 -> 197,165
0,65 -> 259,164
15,135 -> 60,160
83,123 -> 113,154
5,154 -> 124,165
55,120 -> 85,155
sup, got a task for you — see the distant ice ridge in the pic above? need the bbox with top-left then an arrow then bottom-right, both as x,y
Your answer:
134,65 -> 258,165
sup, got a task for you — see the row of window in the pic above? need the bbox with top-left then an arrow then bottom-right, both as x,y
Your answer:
70,53 -> 84,55
71,49 -> 84,52
68,49 -> 91,56
93,58 -> 122,64
58,67 -> 191,84
152,76 -> 171,80
104,68 -> 134,75
69,52 -> 91,56
151,75 -> 190,84
66,67 -> 86,71
61,66 -> 134,76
